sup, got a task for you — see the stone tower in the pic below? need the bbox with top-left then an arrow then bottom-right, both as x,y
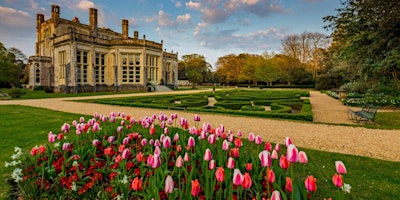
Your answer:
89,8 -> 98,36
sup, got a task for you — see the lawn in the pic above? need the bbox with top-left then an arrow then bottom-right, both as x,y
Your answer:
0,105 -> 399,199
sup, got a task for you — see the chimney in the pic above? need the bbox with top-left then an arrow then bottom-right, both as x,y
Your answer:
36,13 -> 44,29
122,19 -> 129,39
89,8 -> 98,36
51,5 -> 60,22
134,31 -> 138,39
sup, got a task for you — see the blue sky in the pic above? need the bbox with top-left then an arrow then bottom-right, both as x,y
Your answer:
0,0 -> 341,68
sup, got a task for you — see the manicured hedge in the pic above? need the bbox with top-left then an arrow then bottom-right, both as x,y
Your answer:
241,105 -> 266,112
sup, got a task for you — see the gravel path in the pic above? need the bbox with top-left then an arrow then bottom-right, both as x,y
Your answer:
1,89 -> 399,162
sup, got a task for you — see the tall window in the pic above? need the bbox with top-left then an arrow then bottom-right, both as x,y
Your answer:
121,53 -> 141,83
76,50 -> 88,83
35,64 -> 40,84
95,53 -> 105,83
58,51 -> 66,78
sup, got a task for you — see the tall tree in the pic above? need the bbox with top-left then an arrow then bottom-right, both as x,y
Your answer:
178,54 -> 212,86
215,54 -> 246,84
0,42 -> 20,88
324,0 -> 400,92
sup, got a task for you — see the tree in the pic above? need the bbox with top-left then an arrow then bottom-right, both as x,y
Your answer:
0,42 -> 21,88
215,54 -> 246,84
324,0 -> 400,93
255,58 -> 279,86
187,70 -> 202,88
178,54 -> 212,85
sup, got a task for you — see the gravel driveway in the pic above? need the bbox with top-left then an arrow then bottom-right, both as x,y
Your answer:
1,89 -> 399,162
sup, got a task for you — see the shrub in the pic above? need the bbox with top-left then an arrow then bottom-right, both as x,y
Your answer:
241,105 -> 265,111
7,88 -> 25,98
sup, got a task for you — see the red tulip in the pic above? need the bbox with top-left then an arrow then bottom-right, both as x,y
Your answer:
279,155 -> 290,170
191,179 -> 201,197
285,177 -> 292,192
332,174 -> 343,188
234,137 -> 242,147
264,142 -> 272,151
271,190 -> 282,200
242,172 -> 252,189
39,145 -> 46,154
149,124 -> 155,135
164,175 -> 174,194
130,177 -> 143,191
245,163 -> 252,171
299,151 -> 308,164
230,148 -> 240,158
305,175 -> 317,193
267,168 -> 275,183
233,169 -> 244,186
286,144 -> 299,163
335,161 -> 347,174
215,167 -> 225,182
136,152 -> 144,163
30,146 -> 39,156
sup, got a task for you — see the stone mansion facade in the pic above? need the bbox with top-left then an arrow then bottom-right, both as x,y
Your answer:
28,5 -> 178,93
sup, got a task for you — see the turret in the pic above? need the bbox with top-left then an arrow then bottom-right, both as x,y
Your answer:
122,19 -> 129,39
51,5 -> 60,22
134,31 -> 139,39
36,13 -> 44,30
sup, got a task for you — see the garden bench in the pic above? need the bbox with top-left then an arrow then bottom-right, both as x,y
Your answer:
347,105 -> 377,124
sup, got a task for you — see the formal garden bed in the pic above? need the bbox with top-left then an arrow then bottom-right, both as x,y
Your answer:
5,111 -> 349,199
325,90 -> 400,108
83,89 -> 313,122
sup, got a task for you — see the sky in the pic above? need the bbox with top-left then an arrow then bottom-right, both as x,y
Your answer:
0,0 -> 342,68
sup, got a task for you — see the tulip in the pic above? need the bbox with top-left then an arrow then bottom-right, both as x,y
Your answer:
237,130 -> 243,137
109,116 -> 116,123
92,122 -> 100,132
92,139 -> 101,146
207,134 -> 216,144
271,150 -> 278,160
173,133 -> 179,142
204,148 -> 212,161
48,133 -> 56,143
267,168 -> 275,183
188,136 -> 195,147
136,152 -> 144,163
299,151 -> 308,164
264,142 -> 272,151
230,148 -> 240,158
194,114 -> 201,122
305,175 -> 317,193
149,124 -> 155,135
149,139 -> 154,146
215,167 -> 225,182
176,145 -> 182,152
131,177 -> 143,191
248,132 -> 255,142
57,133 -> 64,140
154,146 -> 161,156
104,147 -> 113,156
285,177 -> 292,192
175,155 -> 184,168
118,144 -> 125,153
114,155 -> 122,163
167,118 -> 173,125
141,138 -> 147,146
242,172 -> 252,189
164,127 -> 169,134
222,140 -> 230,151
163,136 -> 171,148
122,148 -> 131,159
335,161 -> 347,174
147,154 -> 161,168
122,137 -> 130,145
332,173 -> 343,188
234,137 -> 242,147
191,179 -> 201,197
284,137 -> 292,147
255,135 -> 262,145
200,130 -> 207,140
245,163 -> 252,171
184,152 -> 190,162
30,146 -> 39,156
93,112 -> 99,118
62,143 -> 71,151
61,123 -> 70,133
227,157 -> 235,169
120,120 -> 125,126
286,144 -> 299,163
278,155 -> 289,170
108,136 -> 116,144
160,121 -> 165,129
154,139 -> 161,147
258,150 -> 272,167
271,190 -> 282,200
209,160 -> 216,170
164,175 -> 174,194
228,133 -> 234,142
233,168 -> 244,186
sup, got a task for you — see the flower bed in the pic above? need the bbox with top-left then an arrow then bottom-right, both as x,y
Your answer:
6,112 -> 349,199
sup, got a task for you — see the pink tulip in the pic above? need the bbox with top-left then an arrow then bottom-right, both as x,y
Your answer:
149,139 -> 154,146
227,157 -> 235,169
258,150 -> 272,167
72,120 -> 77,126
184,152 -> 190,162
335,161 -> 347,174
62,143 -> 71,151
122,137 -> 130,145
286,144 -> 299,163
120,120 -> 125,126
228,133 -> 234,142
271,190 -> 282,200
279,155 -> 290,170
154,139 -> 161,147
305,175 -> 317,193
237,130 -> 243,137
92,122 -> 100,132
274,143 -> 280,151
167,118 -> 173,125
222,140 -> 230,151
332,173 -> 343,188
284,137 -> 292,147
248,132 -> 255,142
299,151 -> 308,164
164,175 -> 174,194
215,167 -> 225,182
176,155 -> 184,168
215,127 -> 222,136
164,127 -> 169,134
147,154 -> 161,168
92,139 -> 101,146
130,118 -> 136,125
176,145 -> 182,152
204,148 -> 212,161
122,148 -> 131,159
188,136 -> 195,147
173,133 -> 179,142
61,123 -> 70,133
154,146 -> 161,156
255,135 -> 262,145
208,134 -> 216,144
141,138 -> 147,146
160,121 -> 165,129
109,116 -> 116,123
209,160 -> 216,170
48,133 -> 56,143
194,114 -> 201,122
200,130 -> 207,140
163,136 -> 171,148
219,124 -> 225,133
114,155 -> 122,163
108,136 -> 116,144
271,150 -> 278,160
93,112 -> 98,118
189,127 -> 197,135
233,168 -> 244,186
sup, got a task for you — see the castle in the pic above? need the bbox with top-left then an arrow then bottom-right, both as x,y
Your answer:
28,5 -> 178,93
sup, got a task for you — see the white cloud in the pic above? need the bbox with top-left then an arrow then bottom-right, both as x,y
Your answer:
186,1 -> 201,9
177,13 -> 191,23
0,6 -> 32,28
77,0 -> 95,10
158,10 -> 174,26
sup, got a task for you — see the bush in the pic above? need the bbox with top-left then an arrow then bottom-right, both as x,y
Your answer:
241,105 -> 265,111
7,88 -> 25,98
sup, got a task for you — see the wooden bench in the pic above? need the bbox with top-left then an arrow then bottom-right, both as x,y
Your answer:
347,105 -> 378,124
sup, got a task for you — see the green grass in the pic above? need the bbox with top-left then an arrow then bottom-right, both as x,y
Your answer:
0,88 -> 143,99
0,105 -> 399,199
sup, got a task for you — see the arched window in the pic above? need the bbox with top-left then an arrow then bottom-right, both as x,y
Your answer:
35,63 -> 40,84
